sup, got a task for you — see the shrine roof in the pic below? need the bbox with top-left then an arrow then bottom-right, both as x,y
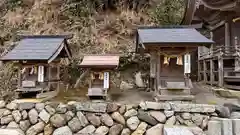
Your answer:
1,35 -> 72,63
137,27 -> 214,45
79,55 -> 119,69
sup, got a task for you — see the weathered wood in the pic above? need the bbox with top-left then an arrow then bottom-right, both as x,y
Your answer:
225,17 -> 231,53
57,66 -> 60,91
48,66 -> 51,89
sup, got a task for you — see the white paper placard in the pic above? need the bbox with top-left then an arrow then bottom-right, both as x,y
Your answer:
184,54 -> 191,74
103,72 -> 109,89
38,66 -> 44,82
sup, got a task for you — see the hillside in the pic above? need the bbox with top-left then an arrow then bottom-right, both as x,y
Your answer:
0,0 -> 185,57
0,0 -> 185,100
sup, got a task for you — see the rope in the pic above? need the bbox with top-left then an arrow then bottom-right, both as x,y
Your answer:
157,50 -> 190,58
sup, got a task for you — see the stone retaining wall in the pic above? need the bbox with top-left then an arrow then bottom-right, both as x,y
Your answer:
0,100 -> 235,135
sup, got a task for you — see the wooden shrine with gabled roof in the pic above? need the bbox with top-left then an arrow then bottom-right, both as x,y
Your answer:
0,35 -> 72,99
135,26 -> 214,101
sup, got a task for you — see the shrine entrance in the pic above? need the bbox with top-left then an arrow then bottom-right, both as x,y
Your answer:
135,26 -> 214,101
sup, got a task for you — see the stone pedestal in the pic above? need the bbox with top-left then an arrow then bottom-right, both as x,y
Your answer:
232,119 -> 240,135
222,118 -> 233,135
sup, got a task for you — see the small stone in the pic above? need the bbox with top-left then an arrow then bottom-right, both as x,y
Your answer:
107,103 -> 119,113
121,128 -> 131,135
39,109 -> 50,123
76,111 -> 89,127
50,114 -> 67,128
165,116 -> 176,125
86,113 -> 101,126
0,109 -> 7,117
131,122 -> 148,135
6,102 -> 18,110
35,103 -> 45,113
149,111 -> 166,123
1,115 -> 13,124
68,117 -> 82,133
146,124 -> 163,135
124,109 -> 138,118
19,120 -> 31,131
191,113 -> 204,126
137,111 -> 158,125
3,109 -> 11,116
26,121 -> 45,135
12,110 -> 22,123
45,105 -> 56,115
119,105 -> 126,114
95,126 -> 109,135
181,112 -> 192,120
109,124 -> 123,135
215,105 -> 230,118
0,100 -> 6,108
44,124 -> 54,135
7,121 -> 19,128
21,110 -> 28,120
101,113 -> 114,127
164,111 -> 174,118
77,125 -> 96,134
208,120 -> 221,135
18,102 -> 35,110
28,109 -> 38,124
200,116 -> 209,129
56,103 -> 67,114
230,112 -> 240,119
65,111 -> 75,121
53,126 -> 72,135
126,116 -> 140,130
111,112 -> 125,125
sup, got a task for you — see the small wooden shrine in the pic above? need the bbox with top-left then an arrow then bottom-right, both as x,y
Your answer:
136,27 -> 213,101
79,55 -> 119,99
0,35 -> 72,99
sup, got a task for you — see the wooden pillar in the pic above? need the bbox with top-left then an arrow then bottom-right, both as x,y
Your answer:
203,60 -> 207,83
48,66 -> 51,90
218,55 -> 224,87
17,67 -> 22,88
57,66 -> 60,91
150,51 -> 157,90
156,51 -> 161,95
234,37 -> 240,71
225,18 -> 231,53
210,59 -> 214,85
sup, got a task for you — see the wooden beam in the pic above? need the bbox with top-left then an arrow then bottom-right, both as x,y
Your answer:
18,67 -> 22,88
225,17 -> 231,53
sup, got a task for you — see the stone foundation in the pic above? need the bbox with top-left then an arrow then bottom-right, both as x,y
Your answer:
0,100 -> 236,135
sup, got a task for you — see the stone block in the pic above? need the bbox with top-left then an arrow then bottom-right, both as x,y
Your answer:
164,126 -> 193,135
139,101 -> 171,110
74,102 -> 107,113
170,103 -> 215,113
232,119 -> 240,135
221,118 -> 233,135
208,120 -> 221,135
